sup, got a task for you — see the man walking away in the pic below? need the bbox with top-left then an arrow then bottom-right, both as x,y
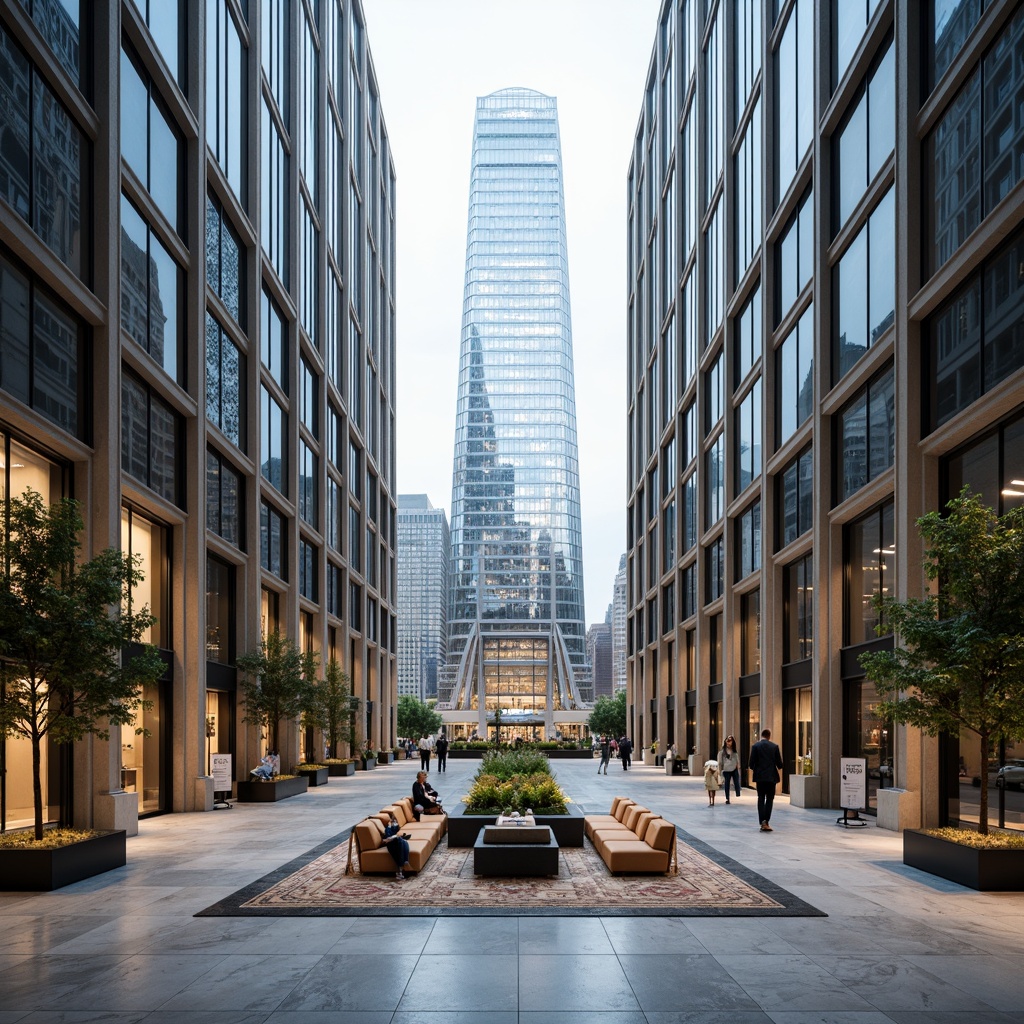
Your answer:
435,733 -> 449,772
747,728 -> 783,831
418,734 -> 432,770
619,735 -> 632,771
597,735 -> 611,774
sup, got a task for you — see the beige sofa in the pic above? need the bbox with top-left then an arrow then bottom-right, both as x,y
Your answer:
350,796 -> 447,875
584,797 -> 676,874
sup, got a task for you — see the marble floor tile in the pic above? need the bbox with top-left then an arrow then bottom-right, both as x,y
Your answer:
618,952 -> 763,1012
517,917 -> 615,954
518,953 -> 641,1012
717,954 -> 878,1013
275,953 -> 419,1013
396,953 -> 519,1011
420,915 -> 519,954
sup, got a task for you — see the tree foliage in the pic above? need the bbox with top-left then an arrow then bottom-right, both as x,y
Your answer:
237,632 -> 317,754
0,491 -> 164,839
396,693 -> 442,740
860,490 -> 1024,833
303,658 -> 358,758
588,688 -> 628,739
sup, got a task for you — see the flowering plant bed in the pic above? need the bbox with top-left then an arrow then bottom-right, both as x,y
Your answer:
0,829 -> 126,891
325,759 -> 356,777
293,765 -> 329,786
237,775 -> 309,802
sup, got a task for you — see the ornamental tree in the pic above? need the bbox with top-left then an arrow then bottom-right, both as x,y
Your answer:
303,657 -> 359,758
588,688 -> 627,740
0,490 -> 164,840
860,489 -> 1024,834
396,693 -> 442,742
237,632 -> 317,756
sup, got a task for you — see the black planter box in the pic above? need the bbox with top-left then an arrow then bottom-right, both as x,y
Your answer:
327,761 -> 356,777
543,750 -> 593,759
377,752 -> 394,764
447,803 -> 585,848
904,829 -> 1024,891
295,767 -> 329,786
0,830 -> 127,891
236,776 -> 309,802
355,757 -> 377,771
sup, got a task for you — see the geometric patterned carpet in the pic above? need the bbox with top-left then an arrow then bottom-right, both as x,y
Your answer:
197,824 -> 825,918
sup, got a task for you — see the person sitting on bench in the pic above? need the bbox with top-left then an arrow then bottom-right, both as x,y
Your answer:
412,771 -> 443,819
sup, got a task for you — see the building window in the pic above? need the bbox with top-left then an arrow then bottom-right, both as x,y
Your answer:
299,538 -> 317,601
206,553 -> 234,664
735,98 -> 762,283
784,552 -> 814,662
18,0 -> 87,86
327,562 -> 342,617
349,504 -> 361,569
0,252 -> 88,440
845,502 -> 894,645
300,201 -> 318,345
0,24 -> 88,277
682,562 -> 697,620
349,190 -> 363,322
741,589 -> 761,674
206,194 -> 245,328
834,38 -> 895,231
929,225 -> 1024,429
839,368 -> 895,502
705,435 -> 725,527
736,500 -> 762,581
663,498 -> 676,568
120,196 -> 182,384
705,199 -> 725,345
301,355 -> 319,437
779,447 -> 813,548
705,4 -> 724,199
301,9 -> 319,201
683,472 -> 697,550
705,352 -> 724,431
121,372 -> 180,505
261,97 -> 289,287
774,0 -> 813,206
259,500 -> 285,579
709,613 -> 723,686
121,43 -> 182,236
349,580 -> 362,630
206,449 -> 243,547
928,0 -> 992,92
833,0 -> 887,90
262,0 -> 290,119
735,378 -> 762,493
261,285 -> 288,390
945,412 -> 1024,515
833,188 -> 895,382
927,9 -> 1024,273
206,0 -> 246,202
205,313 -> 244,448
776,305 -> 814,447
775,189 -> 813,326
260,385 -> 287,494
735,0 -> 762,113
121,506 -> 170,649
327,477 -> 341,551
735,284 -> 761,386
349,441 -> 362,500
299,442 -> 317,526
706,537 -> 724,603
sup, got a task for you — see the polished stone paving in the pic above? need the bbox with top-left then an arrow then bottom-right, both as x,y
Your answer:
1,757 -> 1022,1022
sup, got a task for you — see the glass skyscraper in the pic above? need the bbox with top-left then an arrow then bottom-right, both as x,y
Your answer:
441,88 -> 588,737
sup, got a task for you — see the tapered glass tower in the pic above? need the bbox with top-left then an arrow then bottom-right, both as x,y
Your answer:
442,88 -> 588,734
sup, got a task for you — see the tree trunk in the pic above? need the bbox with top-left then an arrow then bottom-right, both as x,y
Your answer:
32,726 -> 43,841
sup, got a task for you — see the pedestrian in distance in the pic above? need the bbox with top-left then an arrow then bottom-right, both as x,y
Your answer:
704,759 -> 721,805
597,735 -> 611,774
719,734 -> 741,803
435,733 -> 449,772
418,734 -> 432,770
748,728 -> 784,831
619,735 -> 633,771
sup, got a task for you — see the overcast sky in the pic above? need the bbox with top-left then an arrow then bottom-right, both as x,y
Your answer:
362,0 -> 664,623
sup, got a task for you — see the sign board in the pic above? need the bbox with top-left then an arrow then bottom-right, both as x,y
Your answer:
839,757 -> 867,810
211,753 -> 233,793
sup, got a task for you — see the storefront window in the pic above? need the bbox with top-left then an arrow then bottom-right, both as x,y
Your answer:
121,508 -> 170,649
845,679 -> 894,813
784,685 -> 813,780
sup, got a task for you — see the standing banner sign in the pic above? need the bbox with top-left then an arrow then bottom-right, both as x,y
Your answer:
839,757 -> 867,810
211,753 -> 232,793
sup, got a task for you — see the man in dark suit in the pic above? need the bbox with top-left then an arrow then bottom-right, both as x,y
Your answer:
747,728 -> 784,832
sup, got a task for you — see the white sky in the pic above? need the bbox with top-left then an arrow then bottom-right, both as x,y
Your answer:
362,0 -> 664,623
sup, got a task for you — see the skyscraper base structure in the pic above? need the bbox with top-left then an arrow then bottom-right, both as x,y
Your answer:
439,88 -> 590,743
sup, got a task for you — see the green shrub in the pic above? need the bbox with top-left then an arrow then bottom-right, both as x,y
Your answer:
478,748 -> 552,781
464,771 -> 568,814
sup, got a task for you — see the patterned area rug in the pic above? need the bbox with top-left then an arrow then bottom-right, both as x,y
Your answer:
197,824 -> 824,918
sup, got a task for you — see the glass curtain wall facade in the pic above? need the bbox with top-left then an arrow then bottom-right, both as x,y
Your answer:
628,0 -> 1024,830
442,88 -> 588,738
0,0 -> 397,833
396,494 -> 450,701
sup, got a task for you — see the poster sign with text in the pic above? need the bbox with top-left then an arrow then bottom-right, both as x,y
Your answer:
211,753 -> 233,793
839,757 -> 867,810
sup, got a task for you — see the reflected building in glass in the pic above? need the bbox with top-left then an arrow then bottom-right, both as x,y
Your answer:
440,88 -> 589,740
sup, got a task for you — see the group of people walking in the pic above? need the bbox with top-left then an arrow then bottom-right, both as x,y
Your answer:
702,729 -> 784,831
414,733 -> 449,771
595,734 -> 633,773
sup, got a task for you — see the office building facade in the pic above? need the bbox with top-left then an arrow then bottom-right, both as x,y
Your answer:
586,621 -> 613,701
611,553 -> 628,690
627,0 -> 1023,831
0,0 -> 397,834
440,87 -> 590,741
396,494 -> 449,700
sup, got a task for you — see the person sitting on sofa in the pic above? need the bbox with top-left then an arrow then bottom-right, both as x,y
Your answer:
382,812 -> 411,880
412,771 -> 443,819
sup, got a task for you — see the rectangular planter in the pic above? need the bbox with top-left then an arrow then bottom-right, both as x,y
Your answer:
295,767 -> 329,786
236,776 -> 309,802
0,830 -> 127,891
327,761 -> 356,777
904,829 -> 1024,891
355,757 -> 376,770
447,803 -> 585,848
377,752 -> 394,765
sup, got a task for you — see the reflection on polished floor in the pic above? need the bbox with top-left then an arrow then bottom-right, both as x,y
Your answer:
1,757 -> 1022,1022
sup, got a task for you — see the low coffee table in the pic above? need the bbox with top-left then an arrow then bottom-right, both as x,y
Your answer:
473,824 -> 560,877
